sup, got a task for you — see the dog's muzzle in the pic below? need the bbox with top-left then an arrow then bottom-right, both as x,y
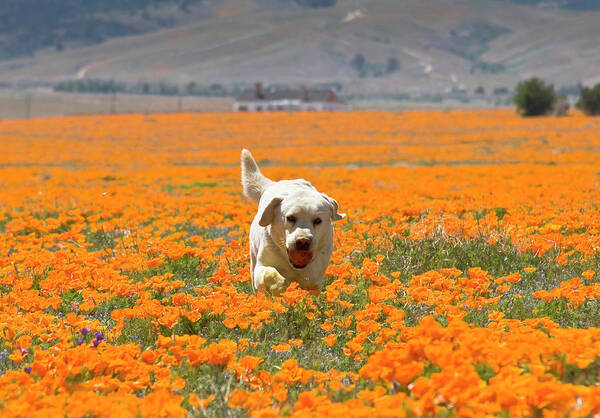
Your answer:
288,238 -> 313,269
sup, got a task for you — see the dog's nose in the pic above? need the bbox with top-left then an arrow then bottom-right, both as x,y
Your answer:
295,237 -> 312,251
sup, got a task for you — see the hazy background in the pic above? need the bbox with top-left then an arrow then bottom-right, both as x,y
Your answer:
1,0 -> 599,117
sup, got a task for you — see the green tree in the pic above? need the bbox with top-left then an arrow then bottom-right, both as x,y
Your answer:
350,53 -> 367,78
386,57 -> 399,74
513,77 -> 556,116
576,83 -> 600,115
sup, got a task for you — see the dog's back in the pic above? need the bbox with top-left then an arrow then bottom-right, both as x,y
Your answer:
241,149 -> 273,203
241,148 -> 344,295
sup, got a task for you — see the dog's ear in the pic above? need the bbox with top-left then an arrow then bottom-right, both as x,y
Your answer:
321,193 -> 345,221
258,197 -> 283,226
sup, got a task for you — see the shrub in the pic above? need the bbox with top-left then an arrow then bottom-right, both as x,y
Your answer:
386,57 -> 399,74
576,83 -> 600,115
350,53 -> 367,78
514,77 -> 556,116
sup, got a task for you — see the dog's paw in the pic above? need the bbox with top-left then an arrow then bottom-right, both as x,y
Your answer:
262,267 -> 289,296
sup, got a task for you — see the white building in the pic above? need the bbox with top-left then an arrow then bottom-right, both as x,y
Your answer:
233,83 -> 349,112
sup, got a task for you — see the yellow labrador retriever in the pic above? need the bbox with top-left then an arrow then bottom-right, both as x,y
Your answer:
241,149 -> 344,295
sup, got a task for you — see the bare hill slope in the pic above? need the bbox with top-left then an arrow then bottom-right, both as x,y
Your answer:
1,0 -> 599,96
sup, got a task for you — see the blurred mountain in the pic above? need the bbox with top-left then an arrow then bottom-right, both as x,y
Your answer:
0,0 -> 342,59
1,0 -> 599,96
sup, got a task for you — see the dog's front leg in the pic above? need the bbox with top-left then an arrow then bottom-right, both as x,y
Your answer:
253,264 -> 290,296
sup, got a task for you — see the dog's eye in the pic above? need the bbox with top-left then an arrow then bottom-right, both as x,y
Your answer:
286,215 -> 296,224
313,218 -> 322,226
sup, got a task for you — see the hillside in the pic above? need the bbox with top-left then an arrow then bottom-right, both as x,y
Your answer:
1,0 -> 599,97
0,0 -> 339,59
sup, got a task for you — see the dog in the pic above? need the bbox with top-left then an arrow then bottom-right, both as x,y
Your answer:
241,149 -> 345,296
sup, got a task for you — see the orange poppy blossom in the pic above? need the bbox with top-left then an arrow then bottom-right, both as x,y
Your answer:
0,110 -> 599,415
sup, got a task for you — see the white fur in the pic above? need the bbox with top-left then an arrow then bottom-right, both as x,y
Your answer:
240,149 -> 344,295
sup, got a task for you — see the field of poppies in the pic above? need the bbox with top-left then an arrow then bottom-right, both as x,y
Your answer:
1,109 -> 600,416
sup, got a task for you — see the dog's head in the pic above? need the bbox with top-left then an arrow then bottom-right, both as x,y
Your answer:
258,187 -> 344,270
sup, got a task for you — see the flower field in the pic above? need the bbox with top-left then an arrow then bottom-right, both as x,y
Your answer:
1,109 -> 600,416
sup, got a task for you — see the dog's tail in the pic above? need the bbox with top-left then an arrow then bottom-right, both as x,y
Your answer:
241,149 -> 272,203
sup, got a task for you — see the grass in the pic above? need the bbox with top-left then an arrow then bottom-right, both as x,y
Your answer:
11,185 -> 596,414
126,254 -> 217,293
163,182 -> 219,193
174,363 -> 248,418
97,228 -> 600,415
372,233 -> 600,326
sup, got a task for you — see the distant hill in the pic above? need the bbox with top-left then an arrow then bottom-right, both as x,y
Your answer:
502,0 -> 600,9
1,0 -> 599,97
0,0 -> 207,59
0,0 -> 340,59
